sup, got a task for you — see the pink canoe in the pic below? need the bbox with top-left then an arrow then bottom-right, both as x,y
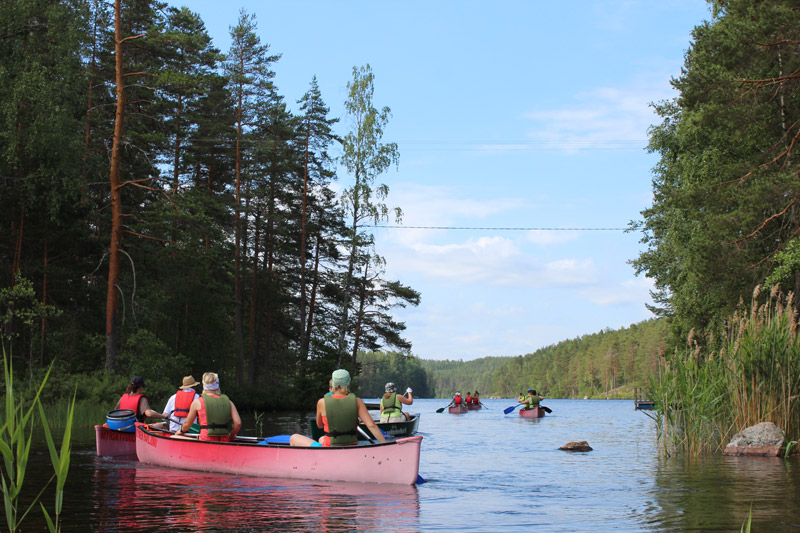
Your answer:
135,424 -> 423,485
519,406 -> 545,418
95,425 -> 137,457
448,404 -> 468,414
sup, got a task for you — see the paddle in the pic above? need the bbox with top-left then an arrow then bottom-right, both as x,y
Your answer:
436,405 -> 451,413
541,405 -> 552,414
357,425 -> 378,443
503,402 -> 524,415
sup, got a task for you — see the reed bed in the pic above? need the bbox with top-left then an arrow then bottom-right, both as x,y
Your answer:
647,287 -> 800,456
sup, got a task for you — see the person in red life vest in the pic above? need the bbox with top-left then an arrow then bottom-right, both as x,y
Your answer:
289,369 -> 387,447
445,391 -> 463,410
465,391 -> 473,405
472,391 -> 482,406
162,375 -> 201,432
175,372 -> 241,442
114,376 -> 166,423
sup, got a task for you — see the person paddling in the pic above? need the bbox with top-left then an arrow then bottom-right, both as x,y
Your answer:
114,376 -> 166,423
521,388 -> 542,411
446,391 -> 464,409
379,382 -> 413,422
175,372 -> 241,442
290,369 -> 387,447
162,375 -> 201,432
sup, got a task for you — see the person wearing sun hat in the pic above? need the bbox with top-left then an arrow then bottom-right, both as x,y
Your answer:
379,381 -> 413,423
290,369 -> 387,447
162,375 -> 201,432
114,375 -> 166,423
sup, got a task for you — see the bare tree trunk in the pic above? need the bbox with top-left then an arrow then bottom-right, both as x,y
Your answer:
303,234 -> 321,359
105,0 -> 126,372
40,237 -> 48,366
298,125 -> 310,377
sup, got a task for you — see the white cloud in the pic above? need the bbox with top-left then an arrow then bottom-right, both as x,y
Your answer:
578,276 -> 655,306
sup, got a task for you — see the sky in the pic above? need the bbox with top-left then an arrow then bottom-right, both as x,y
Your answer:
165,1 -> 712,361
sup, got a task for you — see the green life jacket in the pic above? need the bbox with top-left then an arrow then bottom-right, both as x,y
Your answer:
525,394 -> 540,409
381,392 -> 402,416
324,393 -> 358,445
200,393 -> 232,436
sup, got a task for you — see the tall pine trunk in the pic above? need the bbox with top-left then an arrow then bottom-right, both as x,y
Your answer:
105,0 -> 126,372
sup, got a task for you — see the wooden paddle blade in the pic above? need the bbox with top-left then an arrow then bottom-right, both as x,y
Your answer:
436,407 -> 446,413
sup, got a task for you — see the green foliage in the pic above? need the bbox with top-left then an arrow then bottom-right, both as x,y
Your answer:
357,351 -> 430,398
631,0 -> 800,345
647,289 -> 800,456
1,349 -> 74,532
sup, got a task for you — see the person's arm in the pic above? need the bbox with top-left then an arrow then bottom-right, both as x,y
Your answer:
140,397 -> 166,420
176,399 -> 200,435
357,398 -> 386,443
229,401 -> 242,440
399,388 -> 413,405
315,398 -> 325,429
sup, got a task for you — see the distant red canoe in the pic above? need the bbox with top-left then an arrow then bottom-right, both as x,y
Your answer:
95,425 -> 136,457
467,403 -> 482,410
448,404 -> 469,414
519,406 -> 545,418
135,424 -> 423,485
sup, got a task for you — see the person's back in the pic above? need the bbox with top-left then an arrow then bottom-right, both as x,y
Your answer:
524,390 -> 540,409
323,393 -> 359,445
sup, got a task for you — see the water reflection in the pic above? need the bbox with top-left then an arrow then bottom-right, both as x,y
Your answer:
90,458 -> 420,532
650,455 -> 800,531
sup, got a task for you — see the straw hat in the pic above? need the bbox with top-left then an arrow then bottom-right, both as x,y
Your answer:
179,375 -> 200,389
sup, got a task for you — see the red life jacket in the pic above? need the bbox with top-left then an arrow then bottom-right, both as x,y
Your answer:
454,396 -> 462,405
172,390 -> 195,417
119,394 -> 145,421
471,397 -> 479,405
465,395 -> 472,404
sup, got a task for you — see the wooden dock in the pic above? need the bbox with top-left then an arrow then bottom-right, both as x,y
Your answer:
634,388 -> 655,410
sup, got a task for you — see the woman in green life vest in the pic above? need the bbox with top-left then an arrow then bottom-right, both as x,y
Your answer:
175,372 -> 242,442
290,369 -> 387,447
379,382 -> 413,422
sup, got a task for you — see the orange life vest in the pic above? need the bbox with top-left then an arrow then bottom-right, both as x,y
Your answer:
172,390 -> 195,417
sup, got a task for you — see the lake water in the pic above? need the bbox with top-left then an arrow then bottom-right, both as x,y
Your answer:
18,399 -> 800,531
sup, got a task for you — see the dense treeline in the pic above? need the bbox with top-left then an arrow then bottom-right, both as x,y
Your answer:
355,351 -> 431,399
0,1 -> 418,409
632,0 -> 800,348
633,0 -> 800,453
417,319 -> 669,399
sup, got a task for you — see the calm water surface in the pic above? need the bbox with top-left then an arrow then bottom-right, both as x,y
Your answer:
20,399 -> 800,531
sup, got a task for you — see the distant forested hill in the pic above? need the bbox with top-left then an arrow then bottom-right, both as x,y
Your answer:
395,318 -> 670,399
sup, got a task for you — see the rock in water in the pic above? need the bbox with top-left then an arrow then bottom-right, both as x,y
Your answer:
723,422 -> 784,457
559,440 -> 593,452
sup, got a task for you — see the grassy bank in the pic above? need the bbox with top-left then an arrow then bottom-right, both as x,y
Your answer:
647,287 -> 800,456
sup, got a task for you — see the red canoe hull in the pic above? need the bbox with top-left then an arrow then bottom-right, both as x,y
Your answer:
519,406 -> 545,418
467,403 -> 482,410
448,404 -> 468,414
135,424 -> 422,485
95,425 -> 137,457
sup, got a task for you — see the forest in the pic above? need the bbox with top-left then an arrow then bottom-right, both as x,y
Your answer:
1,1 -> 418,409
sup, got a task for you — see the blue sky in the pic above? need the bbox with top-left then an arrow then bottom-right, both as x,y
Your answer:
166,1 -> 712,360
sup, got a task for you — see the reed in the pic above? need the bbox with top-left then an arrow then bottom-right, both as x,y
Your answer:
647,288 -> 800,456
1,348 -> 75,532
39,401 -> 108,429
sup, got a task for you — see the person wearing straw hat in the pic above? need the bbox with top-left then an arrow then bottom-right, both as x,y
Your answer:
114,376 -> 166,423
290,369 -> 387,447
162,375 -> 201,432
379,382 -> 413,423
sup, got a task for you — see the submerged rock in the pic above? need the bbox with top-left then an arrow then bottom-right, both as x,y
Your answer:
559,440 -> 593,452
723,422 -> 784,457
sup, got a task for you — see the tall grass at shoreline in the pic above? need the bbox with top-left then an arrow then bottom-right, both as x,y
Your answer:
647,287 -> 800,456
